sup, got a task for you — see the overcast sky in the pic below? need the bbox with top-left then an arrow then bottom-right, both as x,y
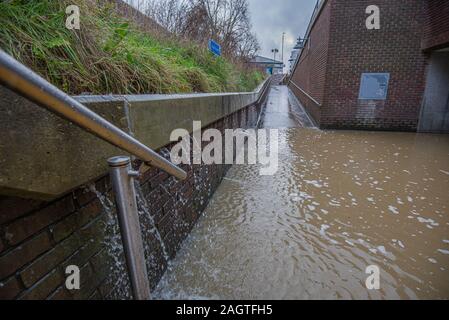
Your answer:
247,0 -> 317,67
125,0 -> 317,67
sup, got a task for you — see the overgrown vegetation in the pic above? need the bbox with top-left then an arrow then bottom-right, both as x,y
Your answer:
0,0 -> 264,95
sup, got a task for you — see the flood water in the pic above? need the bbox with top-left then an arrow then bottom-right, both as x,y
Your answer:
154,86 -> 449,300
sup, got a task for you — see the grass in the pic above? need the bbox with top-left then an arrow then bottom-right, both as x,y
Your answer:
0,0 -> 265,95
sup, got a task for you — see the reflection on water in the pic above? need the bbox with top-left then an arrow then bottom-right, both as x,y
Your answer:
155,87 -> 449,300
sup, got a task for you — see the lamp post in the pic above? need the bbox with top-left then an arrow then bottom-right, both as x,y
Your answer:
271,48 -> 279,74
271,48 -> 279,62
281,32 -> 285,73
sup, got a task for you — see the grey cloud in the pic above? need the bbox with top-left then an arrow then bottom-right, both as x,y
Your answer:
126,0 -> 317,68
248,0 -> 317,67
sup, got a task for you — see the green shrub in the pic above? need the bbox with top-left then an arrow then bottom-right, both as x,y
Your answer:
0,0 -> 265,95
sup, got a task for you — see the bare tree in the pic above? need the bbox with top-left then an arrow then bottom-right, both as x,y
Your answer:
191,0 -> 259,58
145,0 -> 259,59
145,0 -> 191,35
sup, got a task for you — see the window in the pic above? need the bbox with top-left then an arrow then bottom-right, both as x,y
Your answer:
358,73 -> 390,100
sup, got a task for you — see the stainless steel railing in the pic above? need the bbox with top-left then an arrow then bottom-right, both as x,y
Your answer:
0,49 -> 188,300
0,50 -> 187,181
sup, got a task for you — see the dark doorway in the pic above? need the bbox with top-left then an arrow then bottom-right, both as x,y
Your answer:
419,50 -> 449,133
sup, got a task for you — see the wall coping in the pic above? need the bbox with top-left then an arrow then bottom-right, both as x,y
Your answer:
0,79 -> 269,200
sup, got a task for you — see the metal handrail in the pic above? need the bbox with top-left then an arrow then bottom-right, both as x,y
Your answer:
289,79 -> 322,106
0,50 -> 187,181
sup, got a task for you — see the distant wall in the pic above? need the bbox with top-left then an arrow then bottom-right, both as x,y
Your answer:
289,0 -> 331,125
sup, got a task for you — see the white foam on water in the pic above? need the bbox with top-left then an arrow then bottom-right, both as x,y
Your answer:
417,217 -> 439,227
377,246 -> 388,255
304,180 -> 324,188
345,240 -> 354,246
393,239 -> 405,249
320,224 -> 330,236
388,206 -> 399,215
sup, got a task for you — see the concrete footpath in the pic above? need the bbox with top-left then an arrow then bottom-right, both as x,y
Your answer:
260,85 -> 316,129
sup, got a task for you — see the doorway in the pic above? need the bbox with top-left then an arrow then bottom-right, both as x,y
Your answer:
419,50 -> 449,133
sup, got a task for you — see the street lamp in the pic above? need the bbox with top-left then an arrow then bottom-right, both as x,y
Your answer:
281,32 -> 285,73
271,48 -> 279,75
271,48 -> 279,62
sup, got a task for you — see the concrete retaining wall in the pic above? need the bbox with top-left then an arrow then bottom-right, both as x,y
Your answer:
0,87 -> 260,200
0,79 -> 270,299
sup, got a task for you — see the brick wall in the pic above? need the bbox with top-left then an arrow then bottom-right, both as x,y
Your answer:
321,0 -> 428,131
290,0 -> 429,131
0,102 -> 262,300
421,0 -> 449,51
289,0 -> 332,125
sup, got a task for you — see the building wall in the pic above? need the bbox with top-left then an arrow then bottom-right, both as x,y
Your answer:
289,0 -> 332,125
421,0 -> 449,51
418,51 -> 449,133
290,0 -> 431,131
0,103 -> 262,300
320,0 -> 428,131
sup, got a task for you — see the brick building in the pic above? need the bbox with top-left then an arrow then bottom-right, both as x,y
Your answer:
289,0 -> 449,132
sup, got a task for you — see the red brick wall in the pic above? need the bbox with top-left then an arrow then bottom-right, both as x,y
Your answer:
421,0 -> 449,51
290,0 -> 429,131
320,0 -> 427,131
289,0 -> 332,125
0,102 -> 262,300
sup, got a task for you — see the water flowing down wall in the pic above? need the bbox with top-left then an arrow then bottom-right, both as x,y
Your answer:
0,80 -> 270,300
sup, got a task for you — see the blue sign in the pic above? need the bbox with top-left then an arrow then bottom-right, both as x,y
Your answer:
208,40 -> 221,56
359,73 -> 390,100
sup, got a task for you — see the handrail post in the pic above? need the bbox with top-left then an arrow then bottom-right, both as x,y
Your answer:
108,156 -> 151,300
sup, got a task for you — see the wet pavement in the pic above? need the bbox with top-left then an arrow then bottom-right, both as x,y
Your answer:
154,86 -> 449,300
260,85 -> 315,129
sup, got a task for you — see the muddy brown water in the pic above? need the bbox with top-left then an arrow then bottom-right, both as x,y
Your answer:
154,86 -> 449,300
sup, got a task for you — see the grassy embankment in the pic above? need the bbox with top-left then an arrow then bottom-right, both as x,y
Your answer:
0,0 -> 265,95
